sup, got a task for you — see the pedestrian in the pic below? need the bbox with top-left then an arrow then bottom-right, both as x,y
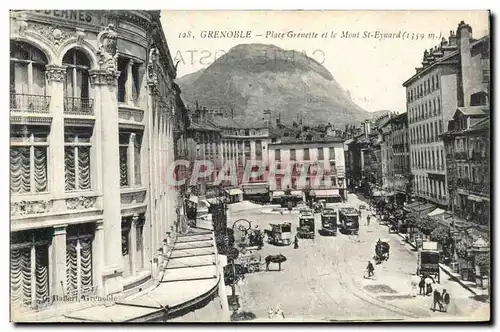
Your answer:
418,276 -> 426,295
425,275 -> 433,296
367,215 -> 371,226
294,235 -> 299,249
275,304 -> 285,319
410,275 -> 420,297
442,289 -> 450,312
432,288 -> 443,312
268,306 -> 275,319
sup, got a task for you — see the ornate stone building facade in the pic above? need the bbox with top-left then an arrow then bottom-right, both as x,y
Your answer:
9,10 -> 202,321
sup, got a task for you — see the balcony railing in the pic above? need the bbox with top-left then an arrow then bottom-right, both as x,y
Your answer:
64,97 -> 94,115
10,93 -> 51,113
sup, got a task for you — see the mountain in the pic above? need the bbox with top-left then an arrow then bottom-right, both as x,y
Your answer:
176,43 -> 376,127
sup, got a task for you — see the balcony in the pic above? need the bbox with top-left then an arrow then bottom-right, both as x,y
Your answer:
64,97 -> 94,116
10,93 -> 51,114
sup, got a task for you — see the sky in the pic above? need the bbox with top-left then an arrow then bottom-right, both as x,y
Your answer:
160,10 -> 489,113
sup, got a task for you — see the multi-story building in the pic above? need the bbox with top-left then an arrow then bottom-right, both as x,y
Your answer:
443,107 -> 490,227
403,21 -> 489,209
10,10 -> 227,322
391,112 -> 411,205
267,129 -> 346,202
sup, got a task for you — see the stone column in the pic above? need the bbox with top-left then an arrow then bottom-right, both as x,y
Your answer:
235,141 -> 240,168
241,141 -> 246,166
45,65 -> 67,210
250,140 -> 256,162
130,214 -> 139,276
92,220 -> 105,295
219,138 -> 224,167
50,224 -> 67,298
89,68 -> 124,294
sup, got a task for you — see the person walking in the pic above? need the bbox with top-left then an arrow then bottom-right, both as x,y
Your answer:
418,276 -> 426,296
275,304 -> 285,319
432,288 -> 443,312
425,275 -> 434,296
366,261 -> 375,278
294,235 -> 299,249
268,306 -> 275,319
442,289 -> 450,312
367,214 -> 371,226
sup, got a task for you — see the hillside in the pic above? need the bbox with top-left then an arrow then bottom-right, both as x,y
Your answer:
176,43 -> 379,126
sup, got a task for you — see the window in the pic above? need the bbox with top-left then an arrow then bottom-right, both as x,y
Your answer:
66,223 -> 95,296
10,229 -> 52,309
117,57 -> 142,104
65,128 -> 92,191
290,148 -> 296,161
436,75 -> 439,89
10,41 -> 47,96
121,217 -> 132,277
432,76 -> 435,90
318,148 -> 324,160
119,132 -> 143,187
62,49 -> 91,114
255,140 -> 262,160
303,148 -> 310,160
482,70 -> 490,83
329,147 -> 335,160
275,149 -> 281,161
10,126 -> 49,194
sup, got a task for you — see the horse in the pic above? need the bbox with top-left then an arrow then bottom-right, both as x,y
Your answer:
265,254 -> 287,271
264,229 -> 274,243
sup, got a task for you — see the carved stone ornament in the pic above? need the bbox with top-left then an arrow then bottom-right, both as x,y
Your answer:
11,200 -> 53,217
97,24 -> 118,73
45,65 -> 66,82
75,28 -> 86,45
10,13 -> 29,36
89,69 -> 120,86
65,196 -> 97,210
29,23 -> 72,47
147,47 -> 159,90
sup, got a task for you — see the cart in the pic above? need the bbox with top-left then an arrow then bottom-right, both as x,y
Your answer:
417,242 -> 441,283
297,212 -> 315,239
236,251 -> 262,273
268,222 -> 292,245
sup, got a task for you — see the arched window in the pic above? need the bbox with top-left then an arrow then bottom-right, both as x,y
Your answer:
10,41 -> 49,112
63,49 -> 92,114
10,41 -> 47,96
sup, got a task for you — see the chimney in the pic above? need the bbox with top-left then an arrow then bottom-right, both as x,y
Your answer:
457,20 -> 473,107
448,30 -> 457,47
364,120 -> 371,138
195,100 -> 199,110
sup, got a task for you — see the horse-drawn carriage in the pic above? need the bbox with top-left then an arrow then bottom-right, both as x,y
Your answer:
417,241 -> 441,283
374,239 -> 390,263
297,212 -> 315,239
267,223 -> 292,245
236,251 -> 263,273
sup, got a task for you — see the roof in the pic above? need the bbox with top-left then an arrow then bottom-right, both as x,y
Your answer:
188,120 -> 220,132
208,116 -> 241,129
402,50 -> 459,87
270,134 -> 344,145
455,106 -> 489,117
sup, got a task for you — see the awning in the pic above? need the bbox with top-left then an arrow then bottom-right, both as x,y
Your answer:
290,190 -> 303,197
242,183 -> 268,195
468,194 -> 484,202
413,202 -> 436,214
312,189 -> 340,198
225,188 -> 242,196
64,229 -> 220,322
188,195 -> 199,204
272,191 -> 285,198
428,208 -> 445,217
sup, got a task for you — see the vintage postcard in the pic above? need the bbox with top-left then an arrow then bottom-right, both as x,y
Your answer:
8,10 -> 490,323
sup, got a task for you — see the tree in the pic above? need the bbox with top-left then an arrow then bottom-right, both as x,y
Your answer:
416,217 -> 435,236
455,240 -> 469,259
430,225 -> 451,244
475,252 -> 490,274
